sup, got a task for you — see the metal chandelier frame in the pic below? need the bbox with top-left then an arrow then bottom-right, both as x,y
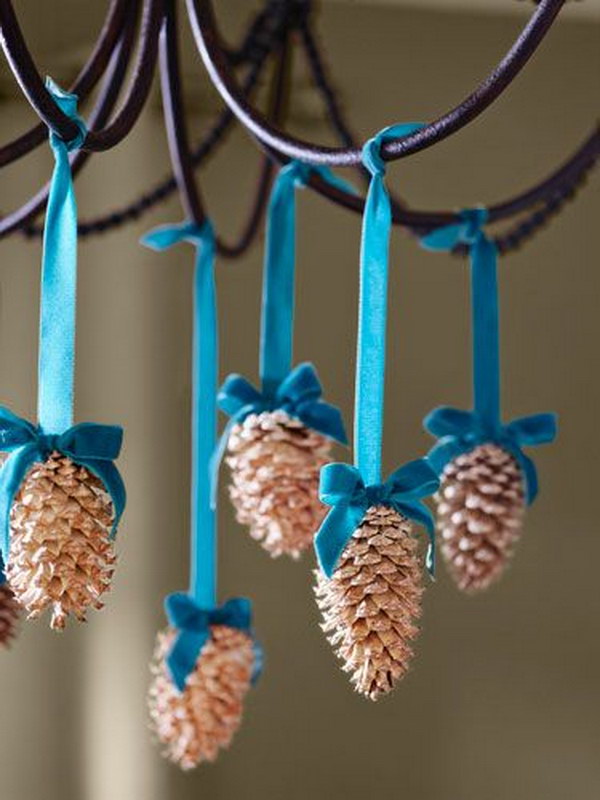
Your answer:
0,0 -> 597,256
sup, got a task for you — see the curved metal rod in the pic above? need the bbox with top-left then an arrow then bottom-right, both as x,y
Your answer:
217,20 -> 292,258
14,1 -> 281,240
0,0 -> 163,152
86,0 -> 164,151
0,0 -> 131,167
297,10 -> 598,248
300,126 -> 599,229
185,0 -> 566,166
159,0 -> 205,224
0,2 -> 139,238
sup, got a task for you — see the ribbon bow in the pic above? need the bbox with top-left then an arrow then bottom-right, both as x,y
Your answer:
424,406 -> 556,504
0,407 -> 125,558
218,362 -> 347,444
164,592 -> 261,692
314,459 -> 439,578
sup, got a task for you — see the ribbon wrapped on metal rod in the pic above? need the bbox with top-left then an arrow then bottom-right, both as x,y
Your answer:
314,459 -> 439,579
0,407 -> 125,559
164,592 -> 262,692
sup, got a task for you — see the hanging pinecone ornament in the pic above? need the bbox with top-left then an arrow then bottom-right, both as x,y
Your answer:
148,594 -> 261,770
435,443 -> 525,592
314,460 -> 439,700
0,413 -> 126,630
217,364 -> 347,559
0,84 -> 127,630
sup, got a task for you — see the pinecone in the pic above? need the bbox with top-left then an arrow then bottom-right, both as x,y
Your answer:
226,410 -> 332,558
0,583 -> 21,646
436,443 -> 525,593
148,625 -> 254,770
314,505 -> 423,701
6,451 -> 116,630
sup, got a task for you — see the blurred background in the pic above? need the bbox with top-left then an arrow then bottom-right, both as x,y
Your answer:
0,1 -> 598,799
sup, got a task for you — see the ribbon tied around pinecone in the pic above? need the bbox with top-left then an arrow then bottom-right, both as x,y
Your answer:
424,406 -> 557,504
218,362 -> 347,444
314,459 -> 440,578
164,593 -> 262,692
0,406 -> 125,557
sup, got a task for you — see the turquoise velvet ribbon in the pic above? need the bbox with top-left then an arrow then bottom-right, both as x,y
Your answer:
315,460 -> 438,578
39,79 -> 87,434
314,124 -> 440,577
218,161 -> 351,438
141,220 -> 261,691
0,81 -> 125,560
420,209 -> 557,503
0,409 -> 125,559
163,593 -> 261,692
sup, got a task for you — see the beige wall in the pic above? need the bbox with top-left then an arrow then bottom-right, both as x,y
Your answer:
0,3 -> 598,800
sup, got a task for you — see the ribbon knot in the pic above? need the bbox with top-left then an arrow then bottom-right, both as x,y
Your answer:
218,362 -> 347,444
361,123 -> 424,177
164,593 -> 260,692
140,219 -> 213,253
314,459 -> 439,578
46,78 -> 87,152
421,207 -> 489,251
424,406 -> 557,504
0,407 -> 125,559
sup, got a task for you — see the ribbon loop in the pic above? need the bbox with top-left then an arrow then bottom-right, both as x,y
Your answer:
38,80 -> 88,436
141,219 -> 218,608
46,78 -> 87,151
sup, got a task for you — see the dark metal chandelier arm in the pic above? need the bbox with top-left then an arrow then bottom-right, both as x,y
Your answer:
217,22 -> 293,258
0,4 -> 138,239
0,0 -> 163,153
14,0 -> 283,240
159,0 -> 205,225
0,0 -> 131,168
185,0 -> 566,167
80,0 -> 164,152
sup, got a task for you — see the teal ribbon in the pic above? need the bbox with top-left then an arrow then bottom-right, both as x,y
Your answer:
0,408 -> 125,559
355,124 -> 424,484
141,220 -> 218,607
315,460 -> 439,578
219,161 -> 350,445
314,124 -> 441,576
163,593 -> 262,692
260,160 -> 357,396
39,79 -> 87,434
421,209 -> 557,503
141,219 -> 261,690
0,80 -> 125,560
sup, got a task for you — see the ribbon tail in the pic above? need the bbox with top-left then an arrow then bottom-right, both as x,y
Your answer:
396,500 -> 437,578
314,501 -> 365,578
0,444 -> 41,561
166,629 -> 210,693
513,450 -> 539,505
83,459 -> 126,537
